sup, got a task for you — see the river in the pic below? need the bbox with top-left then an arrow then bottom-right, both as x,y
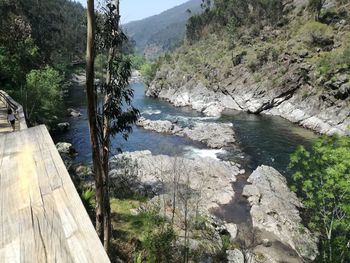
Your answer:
54,80 -> 317,223
55,80 -> 317,173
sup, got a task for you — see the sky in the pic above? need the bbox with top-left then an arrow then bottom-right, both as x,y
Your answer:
77,0 -> 189,24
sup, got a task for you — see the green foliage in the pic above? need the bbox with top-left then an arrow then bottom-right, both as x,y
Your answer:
143,208 -> 177,263
0,0 -> 86,126
110,198 -> 149,240
24,67 -> 63,124
128,54 -> 146,70
95,3 -> 139,142
140,62 -> 159,85
315,44 -> 350,77
95,54 -> 107,80
186,0 -> 285,44
81,188 -> 96,220
299,21 -> 333,47
289,135 -> 350,263
110,199 -> 177,262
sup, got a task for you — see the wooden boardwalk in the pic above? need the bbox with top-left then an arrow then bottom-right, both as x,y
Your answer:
0,99 -> 110,262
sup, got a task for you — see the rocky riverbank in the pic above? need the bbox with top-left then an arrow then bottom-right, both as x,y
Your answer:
147,62 -> 350,135
108,151 -> 318,262
136,117 -> 236,148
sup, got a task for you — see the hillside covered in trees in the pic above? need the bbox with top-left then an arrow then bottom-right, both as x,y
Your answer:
123,0 -> 202,59
0,0 -> 86,125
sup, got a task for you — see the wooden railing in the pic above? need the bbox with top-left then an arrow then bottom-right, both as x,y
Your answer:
0,90 -> 27,130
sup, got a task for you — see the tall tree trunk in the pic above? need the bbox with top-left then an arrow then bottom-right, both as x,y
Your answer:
102,46 -> 113,253
86,0 -> 105,243
101,0 -> 120,252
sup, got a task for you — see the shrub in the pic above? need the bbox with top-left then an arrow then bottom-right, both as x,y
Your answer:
290,135 -> 350,263
140,62 -> 159,85
342,46 -> 350,67
143,209 -> 177,263
246,53 -> 259,72
128,54 -> 146,70
81,188 -> 95,220
24,66 -> 63,124
299,21 -> 333,47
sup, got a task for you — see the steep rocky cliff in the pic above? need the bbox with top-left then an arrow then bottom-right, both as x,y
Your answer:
147,0 -> 350,135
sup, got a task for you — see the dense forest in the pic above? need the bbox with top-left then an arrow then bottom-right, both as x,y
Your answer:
0,0 -> 86,125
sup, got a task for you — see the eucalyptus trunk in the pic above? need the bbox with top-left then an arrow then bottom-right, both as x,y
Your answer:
86,0 -> 105,243
102,0 -> 121,252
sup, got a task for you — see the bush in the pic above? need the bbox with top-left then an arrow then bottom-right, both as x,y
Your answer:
342,47 -> 350,65
246,53 -> 259,72
128,54 -> 146,70
290,135 -> 350,263
24,66 -> 63,124
299,21 -> 333,47
316,45 -> 350,77
143,209 -> 177,263
140,62 -> 159,85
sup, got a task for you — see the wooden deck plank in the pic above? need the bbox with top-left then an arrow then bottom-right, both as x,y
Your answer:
0,126 -> 110,263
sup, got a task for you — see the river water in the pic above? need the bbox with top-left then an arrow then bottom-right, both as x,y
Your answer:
55,81 -> 317,174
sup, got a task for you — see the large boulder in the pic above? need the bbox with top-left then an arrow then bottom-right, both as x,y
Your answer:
136,117 -> 181,133
178,122 -> 235,148
242,165 -> 318,261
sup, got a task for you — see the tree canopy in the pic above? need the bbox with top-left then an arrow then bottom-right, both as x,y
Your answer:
290,135 -> 350,263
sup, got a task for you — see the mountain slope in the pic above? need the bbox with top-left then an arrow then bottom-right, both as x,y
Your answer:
147,0 -> 350,136
123,0 -> 202,58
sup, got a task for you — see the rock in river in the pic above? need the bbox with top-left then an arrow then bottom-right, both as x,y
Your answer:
67,108 -> 81,118
242,165 -> 318,261
57,122 -> 70,132
136,117 -> 235,149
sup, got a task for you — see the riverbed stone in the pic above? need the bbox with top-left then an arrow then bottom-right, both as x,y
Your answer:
226,249 -> 244,263
242,165 -> 318,261
225,223 -> 238,240
57,122 -> 70,132
67,108 -> 81,118
56,142 -> 77,155
136,117 -> 182,133
136,117 -> 235,148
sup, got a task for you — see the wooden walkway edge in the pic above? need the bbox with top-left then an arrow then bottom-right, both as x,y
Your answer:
0,90 -> 27,131
0,125 -> 110,262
